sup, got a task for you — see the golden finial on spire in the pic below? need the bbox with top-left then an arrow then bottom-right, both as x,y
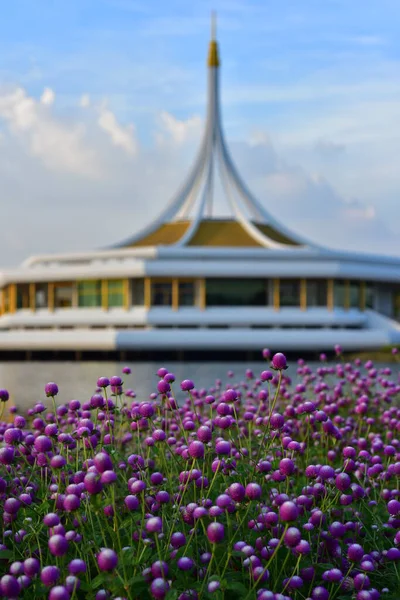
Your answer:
208,11 -> 220,67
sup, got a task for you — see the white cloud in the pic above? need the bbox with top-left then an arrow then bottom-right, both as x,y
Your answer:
80,93 -> 91,108
40,87 -> 55,106
156,111 -> 203,146
97,104 -> 138,155
0,86 -> 99,177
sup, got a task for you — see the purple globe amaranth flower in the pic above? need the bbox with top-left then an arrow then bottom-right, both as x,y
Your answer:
125,495 -> 140,511
97,377 -> 110,388
0,574 -> 20,597
146,516 -> 162,533
180,379 -> 195,391
245,482 -> 262,500
63,494 -> 80,512
311,586 -> 330,600
271,352 -> 288,371
49,586 -> 71,600
0,446 -> 14,465
188,441 -> 205,459
48,534 -> 69,556
387,499 -> 400,515
262,348 -> 271,359
177,557 -> 194,571
23,558 -> 40,577
0,388 -> 9,402
348,543 -> 364,562
68,559 -> 86,575
197,425 -> 212,443
157,380 -> 170,394
279,501 -> 299,522
335,472 -> 351,491
97,549 -> 118,571
41,565 -> 61,586
83,471 -> 103,495
122,366 -> 131,374
228,482 -> 246,502
150,578 -> 170,600
94,451 -> 113,473
4,497 -> 21,514
34,434 -> 52,452
207,522 -> 224,544
386,547 -> 400,561
45,382 -> 59,397
171,532 -> 186,548
215,440 -> 231,455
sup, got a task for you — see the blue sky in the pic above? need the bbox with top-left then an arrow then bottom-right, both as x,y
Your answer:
1,0 -> 400,264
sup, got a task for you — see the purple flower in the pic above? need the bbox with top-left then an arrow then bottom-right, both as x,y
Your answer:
122,366 -> 131,374
228,482 -> 246,502
180,379 -> 195,391
177,557 -> 194,571
207,522 -> 224,544
150,578 -> 169,600
271,352 -> 288,370
188,441 -> 205,459
48,534 -> 69,557
68,559 -> 86,575
49,586 -> 71,600
97,377 -> 110,388
347,543 -> 364,562
146,517 -> 162,533
45,382 -> 59,397
279,501 -> 299,522
0,574 -> 20,597
97,549 -> 118,571
0,389 -> 9,402
245,483 -> 262,500
41,565 -> 61,586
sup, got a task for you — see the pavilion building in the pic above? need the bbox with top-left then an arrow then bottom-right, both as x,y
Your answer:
0,19 -> 399,356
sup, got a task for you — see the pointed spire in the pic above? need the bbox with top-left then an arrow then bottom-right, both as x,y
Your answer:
208,11 -> 220,68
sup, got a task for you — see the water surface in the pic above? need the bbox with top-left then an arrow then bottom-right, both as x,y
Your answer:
1,360 -> 398,412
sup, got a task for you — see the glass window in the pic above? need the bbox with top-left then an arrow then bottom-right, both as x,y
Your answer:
78,281 -> 101,307
36,284 -> 48,309
179,282 -> 195,306
107,280 -> 124,307
365,283 -> 374,309
280,280 -> 300,307
152,282 -> 172,306
306,280 -> 327,307
206,279 -> 268,307
17,284 -> 30,309
132,279 -> 145,306
54,284 -> 74,308
349,281 -> 360,308
334,280 -> 346,308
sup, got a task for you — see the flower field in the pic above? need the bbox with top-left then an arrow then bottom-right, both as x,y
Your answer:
0,349 -> 400,599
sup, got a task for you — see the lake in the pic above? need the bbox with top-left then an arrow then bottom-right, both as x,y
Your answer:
1,359 -> 399,412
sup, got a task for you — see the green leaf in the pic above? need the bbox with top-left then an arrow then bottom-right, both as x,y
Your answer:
0,550 -> 13,559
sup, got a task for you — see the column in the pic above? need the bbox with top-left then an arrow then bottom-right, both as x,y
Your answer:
198,279 -> 206,310
300,279 -> 307,311
144,278 -> 151,309
29,283 -> 36,312
344,280 -> 350,311
172,279 -> 179,311
327,279 -> 334,311
48,283 -> 55,312
123,279 -> 130,311
360,282 -> 366,311
101,280 -> 108,311
273,279 -> 280,311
